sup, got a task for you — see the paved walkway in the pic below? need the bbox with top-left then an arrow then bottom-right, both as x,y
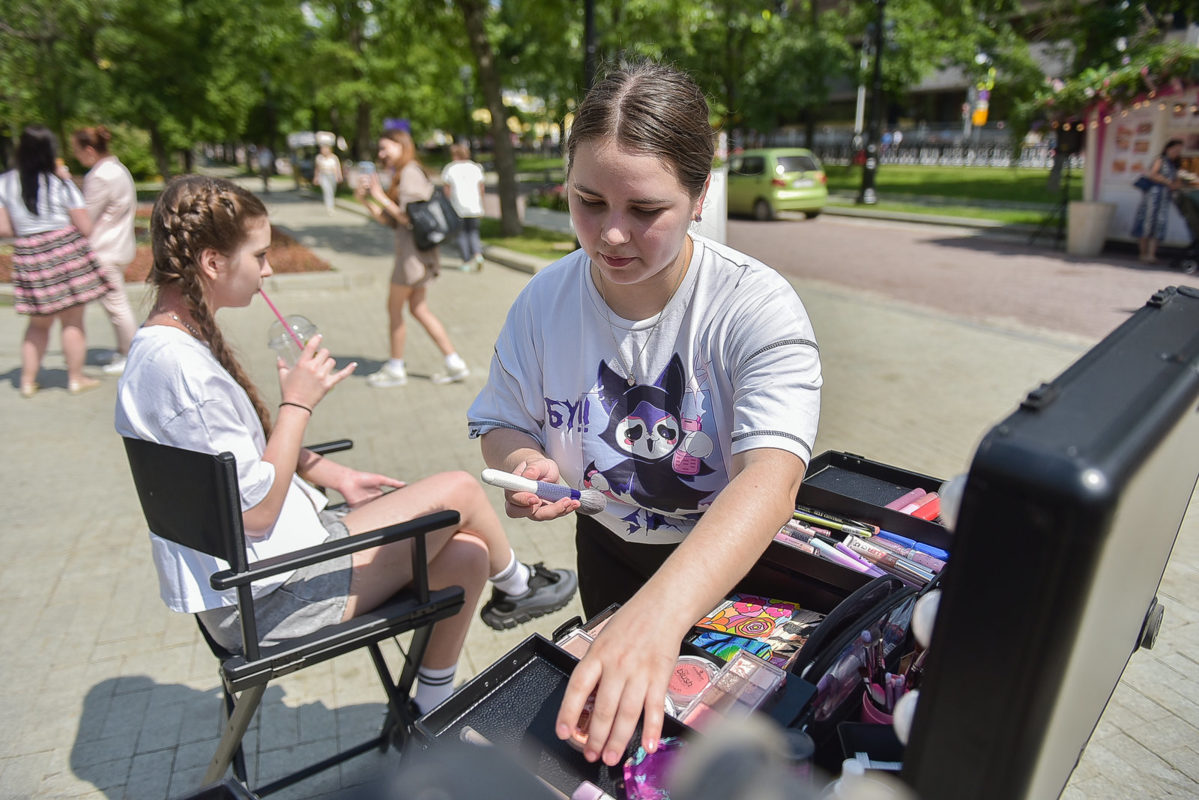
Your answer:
0,186 -> 1194,799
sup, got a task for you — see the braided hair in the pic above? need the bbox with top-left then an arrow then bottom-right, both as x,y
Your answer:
149,175 -> 274,436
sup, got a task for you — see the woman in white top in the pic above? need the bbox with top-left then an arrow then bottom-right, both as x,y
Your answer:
441,143 -> 486,270
115,175 -> 576,713
312,143 -> 343,214
470,61 -> 821,765
0,125 -> 111,396
71,125 -> 139,375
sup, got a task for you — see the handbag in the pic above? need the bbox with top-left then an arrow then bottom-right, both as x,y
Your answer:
1133,174 -> 1156,192
407,191 -> 461,250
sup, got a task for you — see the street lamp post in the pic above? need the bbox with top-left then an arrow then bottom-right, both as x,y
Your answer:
857,0 -> 886,205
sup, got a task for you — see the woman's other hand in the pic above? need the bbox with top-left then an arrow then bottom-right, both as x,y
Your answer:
556,600 -> 678,766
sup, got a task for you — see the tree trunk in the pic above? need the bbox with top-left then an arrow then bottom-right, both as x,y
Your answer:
148,123 -> 172,180
356,100 -> 372,162
457,0 -> 521,236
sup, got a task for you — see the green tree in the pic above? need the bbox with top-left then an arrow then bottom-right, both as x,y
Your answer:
457,0 -> 522,235
0,0 -> 104,156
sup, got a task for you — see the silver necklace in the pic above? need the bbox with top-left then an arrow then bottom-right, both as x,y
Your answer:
595,238 -> 692,387
169,312 -> 203,339
154,307 -> 203,340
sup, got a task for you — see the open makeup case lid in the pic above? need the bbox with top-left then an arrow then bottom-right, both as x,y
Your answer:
903,285 -> 1199,799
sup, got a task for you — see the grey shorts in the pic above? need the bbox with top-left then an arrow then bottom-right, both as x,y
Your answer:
197,508 -> 354,654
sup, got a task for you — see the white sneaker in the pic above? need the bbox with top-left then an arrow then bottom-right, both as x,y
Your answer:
102,356 -> 127,376
367,364 -> 408,387
430,364 -> 470,384
472,255 -> 485,271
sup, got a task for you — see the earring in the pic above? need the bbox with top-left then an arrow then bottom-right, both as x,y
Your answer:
693,213 -> 702,223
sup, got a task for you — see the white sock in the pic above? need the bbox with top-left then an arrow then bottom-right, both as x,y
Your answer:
413,663 -> 457,714
489,550 -> 531,597
445,352 -> 466,371
387,358 -> 406,373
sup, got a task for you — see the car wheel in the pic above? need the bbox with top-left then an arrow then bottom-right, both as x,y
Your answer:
752,198 -> 774,221
803,210 -> 822,219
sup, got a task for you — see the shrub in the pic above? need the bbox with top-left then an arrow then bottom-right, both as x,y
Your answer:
527,184 -> 569,213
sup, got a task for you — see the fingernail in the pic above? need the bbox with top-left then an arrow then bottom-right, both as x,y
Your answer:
646,738 -> 658,753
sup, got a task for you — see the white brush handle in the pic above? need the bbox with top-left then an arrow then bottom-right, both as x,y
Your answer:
480,469 -> 575,501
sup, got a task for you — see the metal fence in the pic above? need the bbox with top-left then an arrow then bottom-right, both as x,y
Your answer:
806,143 -> 1084,171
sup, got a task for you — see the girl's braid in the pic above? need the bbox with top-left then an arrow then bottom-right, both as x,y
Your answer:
150,176 -> 275,437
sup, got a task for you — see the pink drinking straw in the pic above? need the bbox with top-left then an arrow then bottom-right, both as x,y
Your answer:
259,289 -> 305,350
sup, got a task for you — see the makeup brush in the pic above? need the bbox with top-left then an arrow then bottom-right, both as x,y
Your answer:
480,469 -> 607,515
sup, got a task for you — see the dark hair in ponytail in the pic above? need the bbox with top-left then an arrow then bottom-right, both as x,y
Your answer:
16,125 -> 58,215
149,175 -> 275,435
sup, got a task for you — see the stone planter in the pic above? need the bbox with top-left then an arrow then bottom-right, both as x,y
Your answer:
1066,201 -> 1116,257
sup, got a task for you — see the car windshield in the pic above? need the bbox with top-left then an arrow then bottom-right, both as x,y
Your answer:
776,155 -> 819,174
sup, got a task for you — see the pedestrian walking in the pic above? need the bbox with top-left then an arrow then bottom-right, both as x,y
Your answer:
258,146 -> 274,193
441,142 -> 486,271
0,125 -> 112,396
356,129 -> 469,387
313,143 -> 343,214
71,125 -> 139,375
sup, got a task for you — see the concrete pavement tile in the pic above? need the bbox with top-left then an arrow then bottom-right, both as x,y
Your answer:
171,738 -> 221,774
298,700 -> 339,742
44,755 -> 128,795
135,702 -> 186,754
1122,717 -> 1199,763
1162,745 -> 1199,783
1062,774 -> 1152,799
0,751 -> 57,799
167,764 -> 216,800
256,741 -> 344,799
1108,683 -> 1176,723
1086,733 -> 1199,796
259,701 -> 302,750
123,749 -> 175,800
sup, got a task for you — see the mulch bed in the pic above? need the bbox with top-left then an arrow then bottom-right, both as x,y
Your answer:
0,206 -> 330,283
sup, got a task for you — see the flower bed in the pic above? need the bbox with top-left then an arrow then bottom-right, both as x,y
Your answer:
1,212 -> 330,283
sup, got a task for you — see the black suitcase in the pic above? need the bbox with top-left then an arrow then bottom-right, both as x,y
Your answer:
903,284 -> 1199,799
411,285 -> 1198,800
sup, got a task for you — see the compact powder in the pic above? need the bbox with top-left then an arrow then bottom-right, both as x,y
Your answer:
667,656 -> 718,712
567,692 -> 596,752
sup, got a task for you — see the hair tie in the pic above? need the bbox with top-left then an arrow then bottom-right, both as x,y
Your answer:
279,401 -> 313,415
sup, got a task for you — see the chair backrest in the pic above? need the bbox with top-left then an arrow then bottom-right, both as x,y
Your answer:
122,437 -> 248,573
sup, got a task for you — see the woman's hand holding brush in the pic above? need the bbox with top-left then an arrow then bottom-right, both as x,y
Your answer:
481,467 -> 607,517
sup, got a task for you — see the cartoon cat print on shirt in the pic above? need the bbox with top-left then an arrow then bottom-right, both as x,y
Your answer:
583,354 -> 717,532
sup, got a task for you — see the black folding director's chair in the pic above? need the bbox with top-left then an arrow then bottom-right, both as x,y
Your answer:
122,437 -> 465,797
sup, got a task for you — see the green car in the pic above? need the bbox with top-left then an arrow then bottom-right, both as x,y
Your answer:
726,148 -> 828,220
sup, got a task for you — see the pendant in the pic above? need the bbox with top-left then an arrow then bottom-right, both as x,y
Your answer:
627,377 -> 635,386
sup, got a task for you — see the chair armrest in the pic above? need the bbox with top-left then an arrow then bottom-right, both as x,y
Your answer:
210,508 -> 459,590
305,438 -> 354,456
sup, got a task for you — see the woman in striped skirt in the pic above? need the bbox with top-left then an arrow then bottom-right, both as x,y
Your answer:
0,125 -> 112,396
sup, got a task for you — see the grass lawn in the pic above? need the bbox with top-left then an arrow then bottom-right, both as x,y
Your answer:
824,198 -> 1055,226
480,217 -> 576,261
823,164 -> 1081,207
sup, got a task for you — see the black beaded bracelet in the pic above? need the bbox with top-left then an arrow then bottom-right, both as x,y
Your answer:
279,401 -> 313,414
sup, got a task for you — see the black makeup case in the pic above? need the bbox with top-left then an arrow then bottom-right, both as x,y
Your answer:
900,284 -> 1199,799
408,285 -> 1197,800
